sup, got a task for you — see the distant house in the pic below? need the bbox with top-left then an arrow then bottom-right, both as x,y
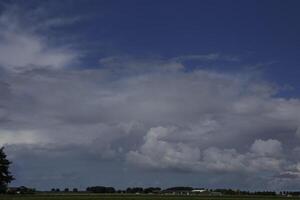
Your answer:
210,191 -> 222,196
191,189 -> 208,194
163,187 -> 193,195
7,186 -> 35,194
7,187 -> 21,194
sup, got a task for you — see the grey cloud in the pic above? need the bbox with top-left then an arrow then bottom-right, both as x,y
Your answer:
171,53 -> 240,62
1,57 -> 300,189
98,53 -> 240,74
274,172 -> 300,179
99,56 -> 184,74
250,139 -> 282,157
1,67 -> 300,160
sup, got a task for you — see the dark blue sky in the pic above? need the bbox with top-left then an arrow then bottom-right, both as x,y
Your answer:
10,0 -> 300,95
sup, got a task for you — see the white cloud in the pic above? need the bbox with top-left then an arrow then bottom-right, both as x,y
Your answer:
251,139 -> 282,157
202,147 -> 245,172
127,127 -> 202,171
0,5 -> 78,71
0,130 -> 45,146
127,127 -> 284,173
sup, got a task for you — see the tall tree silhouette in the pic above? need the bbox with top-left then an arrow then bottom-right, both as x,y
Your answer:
0,147 -> 14,193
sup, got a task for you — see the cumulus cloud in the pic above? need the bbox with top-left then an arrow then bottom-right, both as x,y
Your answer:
250,139 -> 282,157
127,127 -> 202,171
128,128 -> 284,173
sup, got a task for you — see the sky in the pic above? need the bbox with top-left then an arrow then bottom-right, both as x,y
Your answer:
1,0 -> 300,191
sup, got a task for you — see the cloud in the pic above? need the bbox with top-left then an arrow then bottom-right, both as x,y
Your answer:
171,53 -> 240,62
1,55 -> 300,189
250,139 -> 282,157
127,128 -> 283,173
127,127 -> 202,171
274,171 -> 300,179
98,53 -> 240,74
0,130 -> 44,146
0,5 -> 78,71
99,56 -> 184,73
0,54 -> 300,189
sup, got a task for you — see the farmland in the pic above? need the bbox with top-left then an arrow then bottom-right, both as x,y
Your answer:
1,194 -> 300,200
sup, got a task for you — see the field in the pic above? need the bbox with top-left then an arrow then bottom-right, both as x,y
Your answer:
1,194 -> 300,200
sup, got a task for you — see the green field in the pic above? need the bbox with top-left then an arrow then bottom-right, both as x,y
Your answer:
1,194 -> 300,200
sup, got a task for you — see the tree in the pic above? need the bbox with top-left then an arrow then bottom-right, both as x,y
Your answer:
86,186 -> 116,193
0,147 -> 14,193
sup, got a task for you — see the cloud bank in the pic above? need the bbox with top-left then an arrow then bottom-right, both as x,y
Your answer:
1,59 -> 300,189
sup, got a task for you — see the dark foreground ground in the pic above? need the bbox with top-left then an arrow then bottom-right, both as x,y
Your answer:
1,194 -> 300,200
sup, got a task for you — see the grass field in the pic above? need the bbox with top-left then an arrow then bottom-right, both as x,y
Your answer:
1,194 -> 300,200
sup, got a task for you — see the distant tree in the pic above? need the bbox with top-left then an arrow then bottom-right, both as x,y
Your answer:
0,147 -> 14,193
18,186 -> 35,194
64,188 -> 69,192
87,186 -> 116,193
126,187 -> 144,193
72,188 -> 78,192
144,187 -> 161,194
51,188 -> 56,192
164,187 -> 193,193
55,188 -> 60,192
